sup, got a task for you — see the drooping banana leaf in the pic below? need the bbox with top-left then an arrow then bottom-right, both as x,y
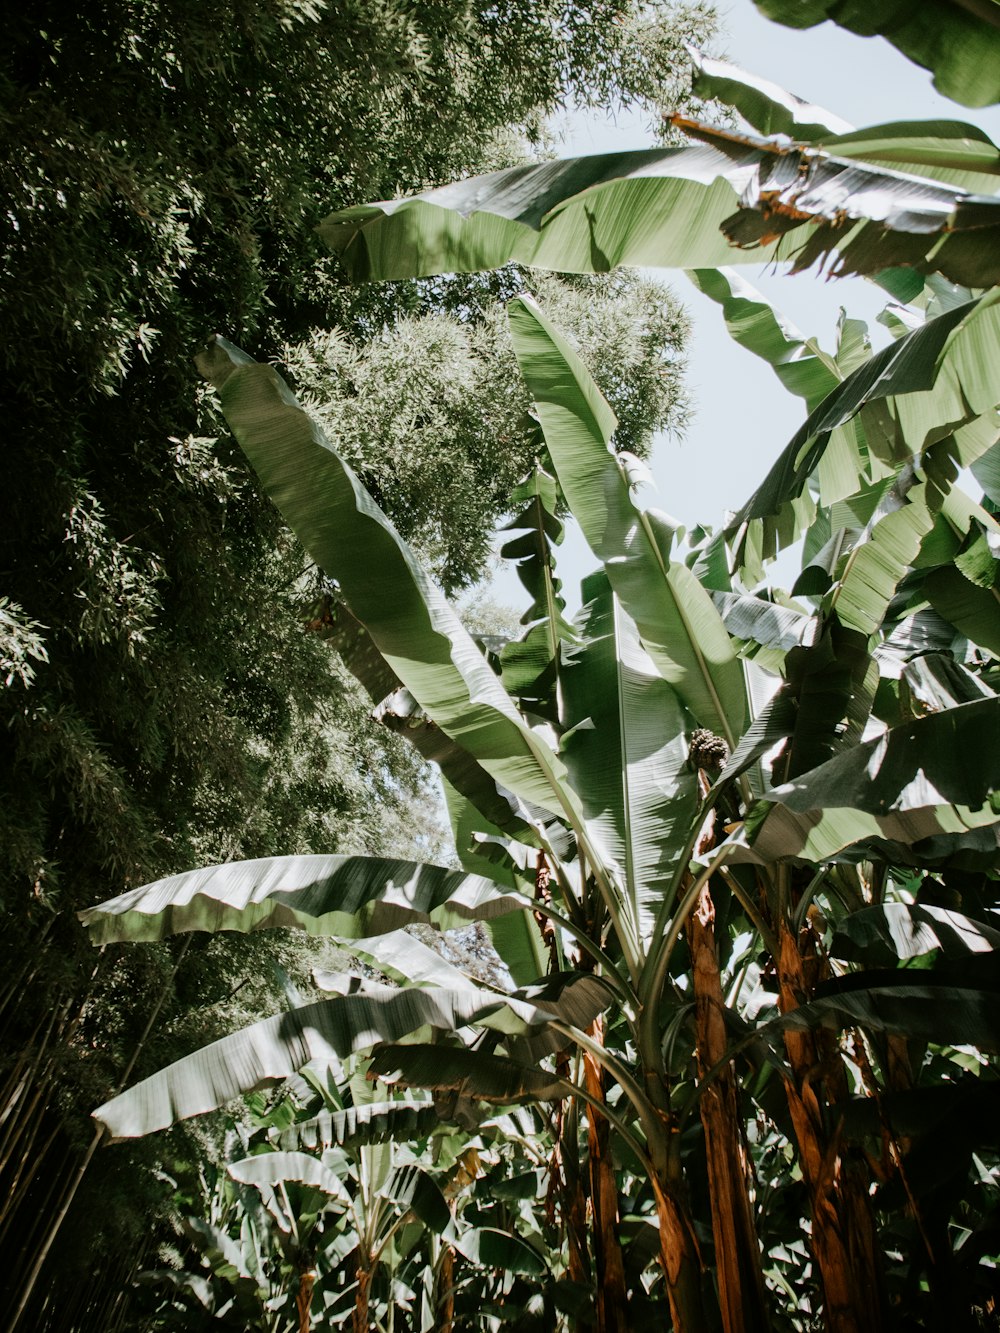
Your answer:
369,1044 -> 567,1104
78,854 -> 523,945
228,1151 -> 354,1229
195,338 -> 592,840
687,267 -> 842,408
731,695 -> 1000,864
277,1102 -> 438,1153
560,572 -> 698,948
498,466 -> 577,725
377,1164 -> 452,1234
372,689 -> 547,852
321,125 -> 1000,288
92,974 -> 612,1139
453,1227 -> 547,1277
689,49 -> 851,140
727,292 -> 1000,572
832,902 -> 1000,965
753,0 -> 1000,109
710,589 -> 812,655
507,294 -> 747,746
823,121 -> 1000,192
315,929 -> 483,993
765,953 -> 1000,1054
485,906 -> 549,989
694,44 -> 1000,186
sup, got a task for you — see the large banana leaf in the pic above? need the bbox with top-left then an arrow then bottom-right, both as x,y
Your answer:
498,467 -> 577,725
832,902 -> 1000,965
377,1164 -> 452,1234
369,1044 -> 567,1104
195,338 -> 584,832
692,51 -> 1000,189
687,267 -> 842,408
507,294 -> 746,745
453,1228 -> 547,1277
732,695 -> 1000,864
92,975 -> 612,1139
228,1151 -> 354,1227
753,0 -> 1000,109
560,574 -> 698,948
689,50 -> 851,140
276,1102 -> 439,1153
314,928 -> 483,992
78,854 -> 522,944
767,954 -> 1000,1054
824,121 -> 1000,193
727,293 -> 1000,570
321,127 -> 1000,287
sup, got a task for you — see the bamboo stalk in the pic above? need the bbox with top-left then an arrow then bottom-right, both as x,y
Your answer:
8,937 -> 191,1332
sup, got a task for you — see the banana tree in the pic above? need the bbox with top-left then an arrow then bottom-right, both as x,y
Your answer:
85,287 -> 1000,1329
81,54 -> 1000,1330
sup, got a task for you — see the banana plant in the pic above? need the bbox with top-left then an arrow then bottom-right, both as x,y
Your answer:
81,60 -> 1000,1330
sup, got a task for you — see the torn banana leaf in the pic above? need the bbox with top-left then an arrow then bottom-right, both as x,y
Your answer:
321,121 -> 1000,288
79,854 -> 524,944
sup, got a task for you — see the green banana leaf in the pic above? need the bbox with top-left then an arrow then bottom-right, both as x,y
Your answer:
314,928 -> 482,992
692,47 -> 1000,186
195,337 -> 585,831
507,294 -> 746,746
369,1044 -> 567,1104
276,1102 -> 439,1153
768,954 -> 1000,1054
92,975 -> 612,1139
321,126 -> 1000,287
498,466 -> 577,725
560,573 -> 698,947
688,267 -> 842,408
753,0 -> 1000,109
78,854 -> 523,944
378,1164 -> 452,1234
824,121 -> 1000,192
727,293 -> 1000,571
832,902 -> 1000,965
228,1151 -> 354,1227
710,590 -> 812,654
485,908 -> 549,989
734,695 -> 1000,863
689,49 -> 851,140
453,1227 -> 547,1277
925,564 -> 1000,655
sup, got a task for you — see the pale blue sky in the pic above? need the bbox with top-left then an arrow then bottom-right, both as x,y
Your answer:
488,1 -> 1000,611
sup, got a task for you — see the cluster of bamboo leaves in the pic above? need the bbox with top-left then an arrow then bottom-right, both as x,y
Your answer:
80,23 -> 1000,1333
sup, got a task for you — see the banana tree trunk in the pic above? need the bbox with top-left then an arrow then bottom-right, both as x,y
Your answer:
433,1242 -> 455,1333
550,1070 -> 590,1299
296,1269 -> 316,1333
650,1145 -> 707,1333
777,923 -> 884,1333
352,1261 -> 373,1333
582,1018 -> 629,1333
688,882 -> 770,1333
